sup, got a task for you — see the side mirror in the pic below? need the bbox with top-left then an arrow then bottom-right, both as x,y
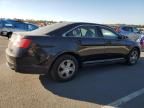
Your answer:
118,35 -> 128,39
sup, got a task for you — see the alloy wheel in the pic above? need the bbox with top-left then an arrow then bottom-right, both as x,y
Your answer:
129,50 -> 139,64
58,59 -> 76,79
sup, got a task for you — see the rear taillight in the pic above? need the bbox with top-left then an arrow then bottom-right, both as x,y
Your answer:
13,37 -> 32,48
19,39 -> 32,48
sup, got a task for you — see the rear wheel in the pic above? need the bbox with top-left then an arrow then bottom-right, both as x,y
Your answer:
125,48 -> 139,65
50,55 -> 79,82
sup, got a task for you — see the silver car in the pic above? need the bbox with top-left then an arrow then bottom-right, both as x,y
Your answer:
115,25 -> 144,50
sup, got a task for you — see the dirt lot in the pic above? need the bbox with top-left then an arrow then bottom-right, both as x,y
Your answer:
0,36 -> 144,108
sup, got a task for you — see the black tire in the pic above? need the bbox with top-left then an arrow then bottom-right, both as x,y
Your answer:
50,55 -> 79,82
125,48 -> 139,65
7,32 -> 12,39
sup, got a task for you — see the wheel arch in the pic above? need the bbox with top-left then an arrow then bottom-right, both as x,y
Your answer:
49,52 -> 82,72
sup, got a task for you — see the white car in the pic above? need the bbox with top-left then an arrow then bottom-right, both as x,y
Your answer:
115,25 -> 144,51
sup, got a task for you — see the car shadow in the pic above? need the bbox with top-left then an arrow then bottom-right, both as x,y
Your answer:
39,58 -> 144,106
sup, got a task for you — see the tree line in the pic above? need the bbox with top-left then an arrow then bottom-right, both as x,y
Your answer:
2,18 -> 144,28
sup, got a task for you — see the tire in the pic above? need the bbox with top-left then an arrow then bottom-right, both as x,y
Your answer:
50,55 -> 79,82
125,48 -> 139,65
7,32 -> 12,39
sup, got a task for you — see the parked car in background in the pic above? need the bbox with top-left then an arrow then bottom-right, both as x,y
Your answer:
6,22 -> 140,82
139,28 -> 144,34
0,19 -> 39,38
140,37 -> 144,51
115,25 -> 144,51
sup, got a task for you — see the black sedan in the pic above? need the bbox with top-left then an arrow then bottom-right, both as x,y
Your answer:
6,22 -> 140,81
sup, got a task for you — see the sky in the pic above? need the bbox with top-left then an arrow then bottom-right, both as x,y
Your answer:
0,0 -> 144,24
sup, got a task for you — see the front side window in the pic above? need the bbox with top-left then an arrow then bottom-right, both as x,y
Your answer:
65,26 -> 99,38
101,28 -> 118,39
122,27 -> 133,32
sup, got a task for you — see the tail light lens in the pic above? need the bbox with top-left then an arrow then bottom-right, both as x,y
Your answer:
19,39 -> 32,48
12,36 -> 32,48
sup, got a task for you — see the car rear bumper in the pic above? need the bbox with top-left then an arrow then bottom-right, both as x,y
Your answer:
6,62 -> 48,74
6,48 -> 52,74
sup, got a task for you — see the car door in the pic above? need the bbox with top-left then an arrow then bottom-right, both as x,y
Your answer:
64,25 -> 106,61
80,26 -> 108,61
100,27 -> 129,59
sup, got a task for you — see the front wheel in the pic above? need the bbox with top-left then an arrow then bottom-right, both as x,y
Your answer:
50,55 -> 79,82
126,48 -> 139,65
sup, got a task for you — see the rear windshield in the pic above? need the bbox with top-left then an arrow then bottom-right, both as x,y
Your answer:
29,22 -> 72,35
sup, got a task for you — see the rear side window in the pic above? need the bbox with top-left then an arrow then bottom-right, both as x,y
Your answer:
66,27 -> 81,37
64,26 -> 100,38
122,27 -> 133,32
